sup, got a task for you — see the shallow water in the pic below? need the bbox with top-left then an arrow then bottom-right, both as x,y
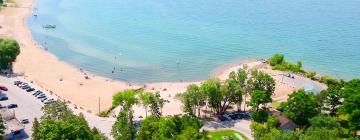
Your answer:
28,0 -> 360,83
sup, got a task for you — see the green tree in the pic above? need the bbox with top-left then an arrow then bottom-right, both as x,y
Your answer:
339,79 -> 360,135
0,114 -> 4,139
200,79 -> 222,114
41,100 -> 73,120
302,128 -> 339,140
306,71 -> 317,80
224,77 -> 244,112
148,92 -> 165,118
32,118 -> 40,140
281,90 -> 320,127
309,115 -> 341,129
111,110 -> 136,140
0,39 -> 20,70
250,122 -> 268,139
33,101 -> 107,140
176,127 -> 208,140
92,127 -> 108,140
178,84 -> 206,117
112,89 -> 138,110
323,86 -> 342,116
139,91 -> 151,117
137,115 -> 205,140
248,70 -> 275,95
269,54 -> 284,66
260,128 -> 301,140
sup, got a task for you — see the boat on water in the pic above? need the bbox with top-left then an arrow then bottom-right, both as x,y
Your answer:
42,24 -> 56,29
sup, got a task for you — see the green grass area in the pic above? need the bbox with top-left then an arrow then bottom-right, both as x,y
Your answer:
208,129 -> 249,140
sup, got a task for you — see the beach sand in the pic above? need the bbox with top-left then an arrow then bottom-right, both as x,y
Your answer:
0,0 -> 324,116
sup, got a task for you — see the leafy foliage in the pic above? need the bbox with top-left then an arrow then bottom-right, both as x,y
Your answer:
269,54 -> 304,73
32,118 -> 40,140
0,114 -> 4,138
112,89 -> 138,110
177,84 -> 206,117
33,101 -> 107,140
339,79 -> 360,134
111,110 -> 136,140
0,39 -> 20,69
280,90 -> 320,127
137,115 -> 206,140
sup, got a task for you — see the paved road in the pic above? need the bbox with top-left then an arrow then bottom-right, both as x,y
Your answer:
0,76 -> 44,139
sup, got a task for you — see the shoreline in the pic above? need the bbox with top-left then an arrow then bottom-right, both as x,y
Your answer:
1,0 -> 325,115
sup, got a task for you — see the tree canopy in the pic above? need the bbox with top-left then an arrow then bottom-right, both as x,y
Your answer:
137,115 -> 207,140
0,39 -> 20,70
279,90 -> 320,127
33,101 -> 107,140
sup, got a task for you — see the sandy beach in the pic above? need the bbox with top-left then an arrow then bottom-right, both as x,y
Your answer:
0,0 -> 325,116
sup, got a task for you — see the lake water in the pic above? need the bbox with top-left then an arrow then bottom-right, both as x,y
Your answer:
28,0 -> 360,83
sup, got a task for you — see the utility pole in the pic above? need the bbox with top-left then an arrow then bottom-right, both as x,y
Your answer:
98,97 -> 100,114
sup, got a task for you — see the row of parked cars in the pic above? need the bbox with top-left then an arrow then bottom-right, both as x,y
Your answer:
0,85 -> 29,124
218,112 -> 251,122
14,81 -> 54,104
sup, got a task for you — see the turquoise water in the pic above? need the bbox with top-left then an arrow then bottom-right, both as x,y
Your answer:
28,0 -> 360,83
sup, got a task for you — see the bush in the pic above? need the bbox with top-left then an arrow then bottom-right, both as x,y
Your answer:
269,54 -> 284,66
269,54 -> 304,73
306,71 -> 317,79
320,76 -> 339,86
251,110 -> 269,123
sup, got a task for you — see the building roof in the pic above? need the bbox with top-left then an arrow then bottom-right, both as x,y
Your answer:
1,109 -> 15,121
0,109 -> 24,133
271,110 -> 298,131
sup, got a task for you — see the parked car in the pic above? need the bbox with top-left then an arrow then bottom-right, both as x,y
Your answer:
14,81 -> 22,86
0,96 -> 8,101
37,95 -> 46,99
41,97 -> 48,102
35,93 -> 44,98
7,104 -> 18,108
0,105 -> 6,109
44,99 -> 54,104
20,119 -> 29,124
26,88 -> 35,92
218,116 -> 229,121
21,85 -> 30,89
33,92 -> 42,96
0,86 -> 8,91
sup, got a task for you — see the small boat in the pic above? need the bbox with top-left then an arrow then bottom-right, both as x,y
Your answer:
42,24 -> 56,29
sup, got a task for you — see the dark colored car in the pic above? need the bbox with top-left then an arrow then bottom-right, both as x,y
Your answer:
0,96 -> 8,101
20,119 -> 29,124
26,88 -> 35,92
7,104 -> 18,108
218,116 -> 228,121
0,86 -> 8,91
14,81 -> 22,86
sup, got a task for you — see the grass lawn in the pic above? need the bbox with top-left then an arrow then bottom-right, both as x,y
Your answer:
208,129 -> 249,140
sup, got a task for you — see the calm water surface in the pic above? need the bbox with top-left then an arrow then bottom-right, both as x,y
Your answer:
28,0 -> 360,83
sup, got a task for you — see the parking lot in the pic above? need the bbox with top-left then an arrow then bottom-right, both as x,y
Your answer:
0,76 -> 44,138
